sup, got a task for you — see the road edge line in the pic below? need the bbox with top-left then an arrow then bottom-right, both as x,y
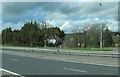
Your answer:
1,68 -> 20,75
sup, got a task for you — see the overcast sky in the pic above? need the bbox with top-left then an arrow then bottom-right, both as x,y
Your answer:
1,1 -> 119,33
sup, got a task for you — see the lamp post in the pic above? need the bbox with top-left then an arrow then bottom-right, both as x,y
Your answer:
99,3 -> 103,49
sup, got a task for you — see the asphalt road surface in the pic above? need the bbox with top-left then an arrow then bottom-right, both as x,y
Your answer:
2,52 -> 118,75
2,49 -> 118,67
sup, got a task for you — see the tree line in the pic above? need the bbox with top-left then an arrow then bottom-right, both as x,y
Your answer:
62,22 -> 115,48
2,21 -> 65,47
1,21 -> 119,48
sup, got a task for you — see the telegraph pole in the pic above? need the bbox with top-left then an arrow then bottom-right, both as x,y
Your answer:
99,3 -> 103,49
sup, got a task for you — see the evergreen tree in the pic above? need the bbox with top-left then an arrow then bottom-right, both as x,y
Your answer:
2,27 -> 13,44
103,28 -> 113,47
1,21 -> 65,47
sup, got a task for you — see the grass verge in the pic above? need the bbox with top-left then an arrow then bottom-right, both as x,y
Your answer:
65,47 -> 112,51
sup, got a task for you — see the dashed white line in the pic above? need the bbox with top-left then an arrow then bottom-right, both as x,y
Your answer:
83,62 -> 87,63
0,68 -> 20,75
10,58 -> 18,61
103,65 -> 114,67
64,68 -> 87,73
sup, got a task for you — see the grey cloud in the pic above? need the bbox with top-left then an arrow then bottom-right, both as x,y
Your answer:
2,2 -> 118,26
0,2 -> 2,16
41,2 -> 62,12
59,3 -> 81,15
56,2 -> 118,21
2,2 -> 117,16
2,2 -> 45,14
2,2 -> 63,15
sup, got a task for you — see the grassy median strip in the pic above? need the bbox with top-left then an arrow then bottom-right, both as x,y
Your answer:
64,48 -> 112,51
2,44 -> 112,51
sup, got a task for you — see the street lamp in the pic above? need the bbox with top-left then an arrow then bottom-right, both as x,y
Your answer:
99,3 -> 103,49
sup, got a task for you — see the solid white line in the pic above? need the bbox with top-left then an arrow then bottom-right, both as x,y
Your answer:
8,52 -> 117,67
60,60 -> 118,67
64,68 -> 87,73
1,68 -> 20,75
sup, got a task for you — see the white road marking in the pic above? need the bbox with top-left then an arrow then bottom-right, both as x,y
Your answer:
83,62 -> 87,63
5,52 -> 118,67
59,60 -> 118,67
0,68 -> 20,75
103,65 -> 114,67
28,56 -> 118,67
10,58 -> 18,61
95,64 -> 104,66
64,68 -> 87,73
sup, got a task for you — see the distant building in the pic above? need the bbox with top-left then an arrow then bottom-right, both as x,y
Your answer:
47,37 -> 62,47
48,39 -> 56,45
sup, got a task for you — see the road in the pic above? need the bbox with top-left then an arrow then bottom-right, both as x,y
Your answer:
2,49 -> 118,67
2,50 -> 119,76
